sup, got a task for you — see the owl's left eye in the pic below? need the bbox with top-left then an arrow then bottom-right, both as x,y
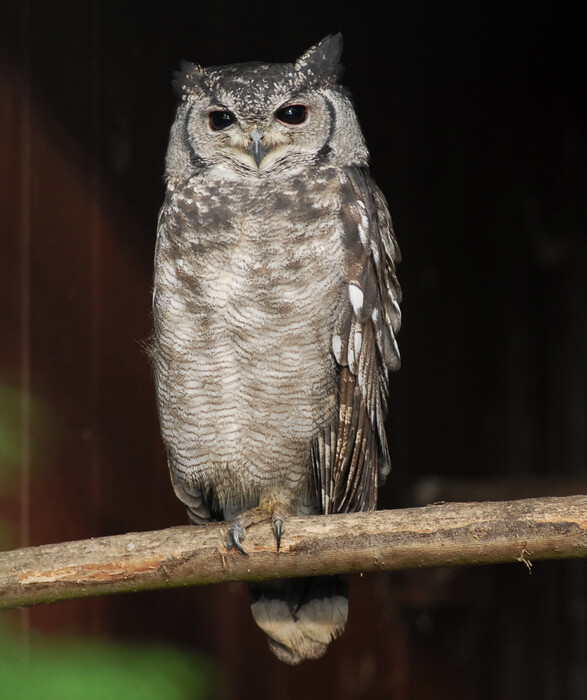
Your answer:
209,110 -> 236,131
275,104 -> 308,125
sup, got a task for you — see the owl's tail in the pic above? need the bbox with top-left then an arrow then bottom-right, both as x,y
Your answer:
248,575 -> 349,664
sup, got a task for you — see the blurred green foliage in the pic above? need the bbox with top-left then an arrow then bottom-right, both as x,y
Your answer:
0,384 -> 55,549
0,385 -> 50,491
0,629 -> 214,700
0,386 -> 25,489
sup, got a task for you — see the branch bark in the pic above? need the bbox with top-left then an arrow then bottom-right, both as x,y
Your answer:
1,495 -> 586,610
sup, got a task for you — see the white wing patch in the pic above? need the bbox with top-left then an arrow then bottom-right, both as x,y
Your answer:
348,284 -> 364,315
332,334 -> 343,362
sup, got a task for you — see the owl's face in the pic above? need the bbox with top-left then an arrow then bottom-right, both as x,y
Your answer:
183,64 -> 338,175
166,35 -> 369,180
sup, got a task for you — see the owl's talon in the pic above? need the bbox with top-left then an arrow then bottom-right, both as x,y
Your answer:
273,518 -> 282,552
271,503 -> 292,552
233,538 -> 249,556
224,523 -> 249,556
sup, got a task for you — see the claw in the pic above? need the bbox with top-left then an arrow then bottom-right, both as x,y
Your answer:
274,518 -> 282,552
232,534 -> 249,557
224,523 -> 249,556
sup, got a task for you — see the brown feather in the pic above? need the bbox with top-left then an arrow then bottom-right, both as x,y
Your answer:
313,168 -> 401,516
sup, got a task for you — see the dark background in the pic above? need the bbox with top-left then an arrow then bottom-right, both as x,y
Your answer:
1,2 -> 586,698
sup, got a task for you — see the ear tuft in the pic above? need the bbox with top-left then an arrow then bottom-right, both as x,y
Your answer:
294,33 -> 344,83
172,60 -> 206,96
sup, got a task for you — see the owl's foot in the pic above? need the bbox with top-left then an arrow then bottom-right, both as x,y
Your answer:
224,501 -> 293,556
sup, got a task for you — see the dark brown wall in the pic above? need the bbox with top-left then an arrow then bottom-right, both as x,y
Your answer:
1,2 -> 585,698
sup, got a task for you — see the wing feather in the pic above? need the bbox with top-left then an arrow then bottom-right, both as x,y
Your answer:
313,168 -> 401,514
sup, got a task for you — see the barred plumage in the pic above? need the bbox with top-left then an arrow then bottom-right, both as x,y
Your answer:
152,34 -> 401,664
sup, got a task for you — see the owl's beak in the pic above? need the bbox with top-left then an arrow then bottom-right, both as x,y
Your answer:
248,129 -> 267,167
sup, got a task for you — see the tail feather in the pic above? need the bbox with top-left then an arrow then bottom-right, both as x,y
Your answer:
249,575 -> 349,665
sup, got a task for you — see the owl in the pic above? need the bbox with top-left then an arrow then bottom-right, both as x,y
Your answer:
151,34 -> 401,664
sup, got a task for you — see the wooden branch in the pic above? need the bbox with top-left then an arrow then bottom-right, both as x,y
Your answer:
1,495 -> 586,610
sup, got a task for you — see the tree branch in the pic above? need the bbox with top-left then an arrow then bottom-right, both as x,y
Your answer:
1,495 -> 586,610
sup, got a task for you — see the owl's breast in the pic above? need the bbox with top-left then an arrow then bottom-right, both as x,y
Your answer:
162,170 -> 346,327
153,171 -> 348,496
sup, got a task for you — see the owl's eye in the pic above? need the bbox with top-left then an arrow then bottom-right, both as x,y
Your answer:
209,110 -> 236,131
275,104 -> 308,125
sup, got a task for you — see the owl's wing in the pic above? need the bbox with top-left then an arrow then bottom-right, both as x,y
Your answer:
167,455 -> 215,524
312,168 -> 401,514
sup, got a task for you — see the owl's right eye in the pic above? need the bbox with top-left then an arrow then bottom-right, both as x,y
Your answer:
209,110 -> 236,131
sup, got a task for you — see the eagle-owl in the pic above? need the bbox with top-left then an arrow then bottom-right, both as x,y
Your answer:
152,34 -> 401,664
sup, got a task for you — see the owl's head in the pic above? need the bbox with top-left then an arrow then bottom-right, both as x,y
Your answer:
165,35 -> 368,179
